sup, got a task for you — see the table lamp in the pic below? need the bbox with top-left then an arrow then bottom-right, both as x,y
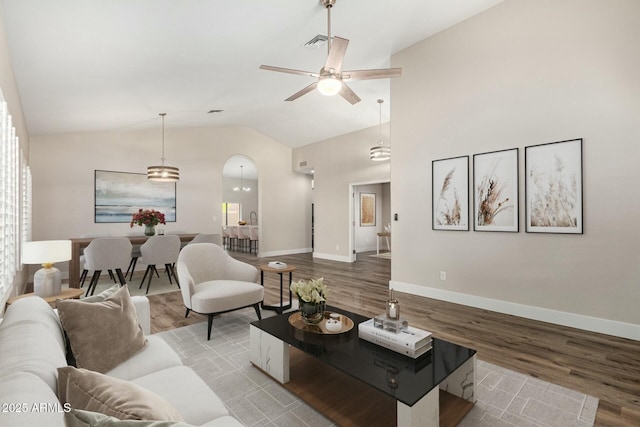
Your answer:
22,240 -> 72,298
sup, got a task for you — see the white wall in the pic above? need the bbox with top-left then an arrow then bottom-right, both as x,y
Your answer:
29,125 -> 312,276
391,0 -> 640,338
293,124 -> 391,262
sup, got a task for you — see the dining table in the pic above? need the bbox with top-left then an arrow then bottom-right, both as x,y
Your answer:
68,233 -> 197,288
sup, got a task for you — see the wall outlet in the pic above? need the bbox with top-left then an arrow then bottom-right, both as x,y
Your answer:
439,271 -> 446,281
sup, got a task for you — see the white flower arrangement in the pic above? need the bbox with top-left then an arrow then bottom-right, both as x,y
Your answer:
290,277 -> 328,304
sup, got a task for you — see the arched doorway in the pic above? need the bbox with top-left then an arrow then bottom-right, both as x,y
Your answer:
222,155 -> 259,254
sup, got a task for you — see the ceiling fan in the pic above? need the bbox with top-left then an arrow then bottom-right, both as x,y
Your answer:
259,0 -> 402,105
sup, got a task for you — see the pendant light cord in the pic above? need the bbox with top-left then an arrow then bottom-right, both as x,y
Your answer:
159,113 -> 167,165
378,99 -> 383,144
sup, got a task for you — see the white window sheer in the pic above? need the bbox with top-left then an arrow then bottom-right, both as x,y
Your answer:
0,92 -> 31,300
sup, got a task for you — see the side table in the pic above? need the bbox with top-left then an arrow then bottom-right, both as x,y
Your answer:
6,288 -> 84,308
259,264 -> 296,314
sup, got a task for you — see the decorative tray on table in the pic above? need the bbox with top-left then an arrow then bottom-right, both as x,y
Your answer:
288,311 -> 354,335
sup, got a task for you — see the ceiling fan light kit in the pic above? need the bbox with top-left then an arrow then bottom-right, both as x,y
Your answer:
370,98 -> 390,162
317,76 -> 342,96
148,113 -> 180,182
259,0 -> 401,105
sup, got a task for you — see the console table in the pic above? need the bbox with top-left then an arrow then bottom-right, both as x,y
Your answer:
377,231 -> 391,255
68,234 -> 197,288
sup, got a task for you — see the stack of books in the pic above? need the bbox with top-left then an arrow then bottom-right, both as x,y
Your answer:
358,316 -> 432,358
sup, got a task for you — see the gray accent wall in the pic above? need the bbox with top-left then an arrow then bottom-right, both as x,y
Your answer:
391,0 -> 640,336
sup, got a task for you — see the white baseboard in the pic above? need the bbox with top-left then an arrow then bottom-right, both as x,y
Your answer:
390,280 -> 640,341
259,248 -> 312,258
313,252 -> 352,263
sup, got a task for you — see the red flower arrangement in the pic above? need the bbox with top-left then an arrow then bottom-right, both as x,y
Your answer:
130,209 -> 166,228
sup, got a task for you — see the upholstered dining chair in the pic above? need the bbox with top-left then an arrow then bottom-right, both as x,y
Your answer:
249,226 -> 259,254
176,243 -> 263,340
138,235 -> 181,294
227,226 -> 239,251
82,237 -> 132,297
188,233 -> 222,246
237,226 -> 251,252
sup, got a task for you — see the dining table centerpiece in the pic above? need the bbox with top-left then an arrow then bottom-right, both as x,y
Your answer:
130,209 -> 166,236
290,277 -> 328,325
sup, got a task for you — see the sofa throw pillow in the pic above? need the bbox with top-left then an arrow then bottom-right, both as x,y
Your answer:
57,285 -> 148,373
64,409 -> 196,426
80,283 -> 120,303
58,367 -> 184,422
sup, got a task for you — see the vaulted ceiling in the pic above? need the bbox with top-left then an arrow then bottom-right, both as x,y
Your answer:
1,0 -> 502,147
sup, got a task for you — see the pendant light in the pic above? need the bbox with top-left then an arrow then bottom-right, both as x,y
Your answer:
370,99 -> 391,161
233,165 -> 251,192
147,113 -> 180,182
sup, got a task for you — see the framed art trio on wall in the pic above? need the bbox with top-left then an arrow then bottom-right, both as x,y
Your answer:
432,138 -> 583,234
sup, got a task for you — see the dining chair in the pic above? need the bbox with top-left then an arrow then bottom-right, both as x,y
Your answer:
227,226 -> 239,251
176,243 -> 263,340
221,226 -> 230,249
79,233 -> 116,288
188,233 -> 222,246
238,226 -> 251,253
138,235 -> 181,294
82,237 -> 132,297
249,226 -> 259,254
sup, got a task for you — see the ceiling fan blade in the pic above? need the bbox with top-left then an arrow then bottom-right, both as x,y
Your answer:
341,68 -> 403,81
285,82 -> 318,102
259,65 -> 319,78
324,37 -> 349,73
339,82 -> 361,105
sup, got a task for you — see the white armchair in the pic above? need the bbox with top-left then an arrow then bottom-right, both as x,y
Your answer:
176,243 -> 264,340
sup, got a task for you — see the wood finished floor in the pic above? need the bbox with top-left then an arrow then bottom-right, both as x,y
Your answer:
148,251 -> 640,426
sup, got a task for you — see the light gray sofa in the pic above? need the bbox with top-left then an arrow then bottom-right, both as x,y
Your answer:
0,294 -> 243,427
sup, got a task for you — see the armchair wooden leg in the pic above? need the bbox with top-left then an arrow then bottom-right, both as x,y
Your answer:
185,308 -> 191,318
115,269 -> 126,286
86,271 -> 102,297
164,264 -> 173,285
253,303 -> 262,320
139,266 -> 152,289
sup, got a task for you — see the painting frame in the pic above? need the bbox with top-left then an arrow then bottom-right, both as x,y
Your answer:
360,192 -> 376,227
94,170 -> 177,223
432,155 -> 469,231
525,138 -> 583,234
473,148 -> 519,232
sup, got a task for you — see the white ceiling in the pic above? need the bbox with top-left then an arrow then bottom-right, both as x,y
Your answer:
0,0 -> 502,148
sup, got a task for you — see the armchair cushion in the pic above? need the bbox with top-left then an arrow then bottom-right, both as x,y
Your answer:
191,280 -> 264,314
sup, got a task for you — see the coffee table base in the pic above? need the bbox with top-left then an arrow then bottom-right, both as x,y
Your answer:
250,325 -> 476,427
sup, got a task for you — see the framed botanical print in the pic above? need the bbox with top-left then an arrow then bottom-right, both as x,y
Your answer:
360,192 -> 376,226
525,139 -> 583,234
432,155 -> 469,231
473,148 -> 519,232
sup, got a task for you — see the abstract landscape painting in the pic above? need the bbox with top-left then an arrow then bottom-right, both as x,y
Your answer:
95,170 -> 176,223
432,156 -> 469,231
473,148 -> 519,232
525,139 -> 583,233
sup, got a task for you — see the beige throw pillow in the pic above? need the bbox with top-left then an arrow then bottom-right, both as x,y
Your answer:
57,286 -> 147,373
58,367 -> 184,421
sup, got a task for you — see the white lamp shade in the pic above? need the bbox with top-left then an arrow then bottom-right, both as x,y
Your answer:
22,240 -> 72,265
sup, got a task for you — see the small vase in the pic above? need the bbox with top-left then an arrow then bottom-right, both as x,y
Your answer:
299,301 -> 325,325
144,224 -> 156,236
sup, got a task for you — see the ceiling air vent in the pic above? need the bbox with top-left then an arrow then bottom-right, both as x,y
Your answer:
303,34 -> 328,49
207,109 -> 224,114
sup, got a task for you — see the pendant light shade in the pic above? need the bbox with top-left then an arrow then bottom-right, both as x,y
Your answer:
370,99 -> 390,161
148,113 -> 180,182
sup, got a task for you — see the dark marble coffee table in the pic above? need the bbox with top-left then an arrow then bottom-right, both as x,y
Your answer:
250,305 -> 476,426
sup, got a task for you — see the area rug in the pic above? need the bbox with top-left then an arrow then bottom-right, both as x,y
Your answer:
155,309 -> 598,427
370,252 -> 391,259
73,269 -> 180,298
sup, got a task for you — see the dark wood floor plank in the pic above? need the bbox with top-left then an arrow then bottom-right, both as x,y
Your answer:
148,250 -> 640,426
